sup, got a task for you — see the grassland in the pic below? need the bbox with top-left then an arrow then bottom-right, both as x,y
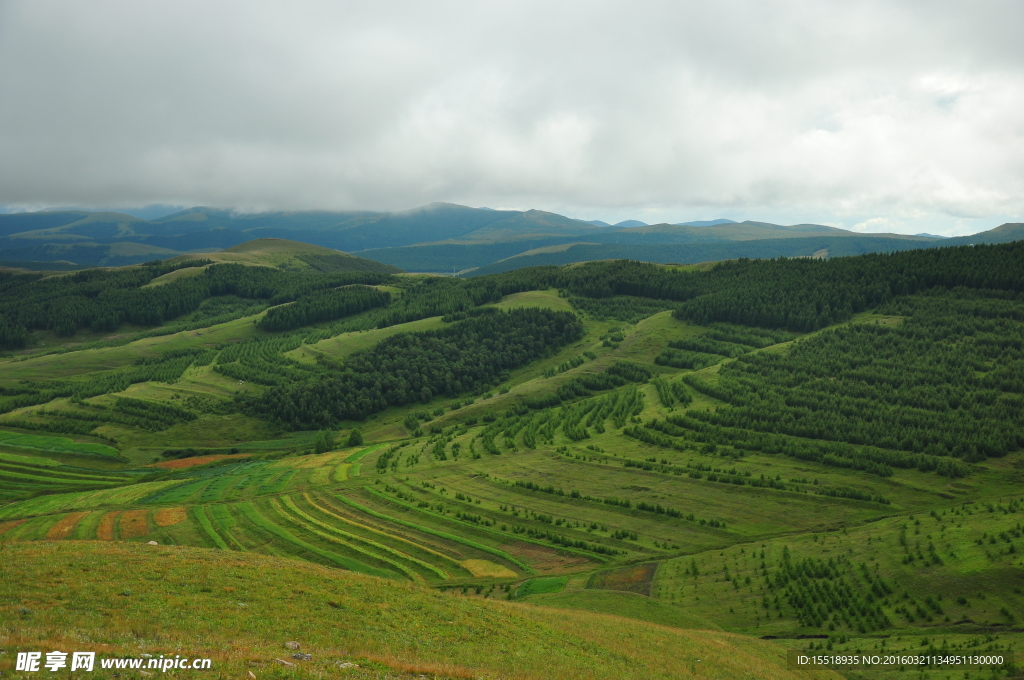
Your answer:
0,542 -> 840,680
1,248 -> 1022,679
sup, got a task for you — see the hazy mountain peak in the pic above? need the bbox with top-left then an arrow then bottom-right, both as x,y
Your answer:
677,218 -> 738,227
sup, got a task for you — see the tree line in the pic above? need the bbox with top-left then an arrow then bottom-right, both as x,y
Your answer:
257,285 -> 390,331
0,260 -> 393,347
242,307 -> 584,428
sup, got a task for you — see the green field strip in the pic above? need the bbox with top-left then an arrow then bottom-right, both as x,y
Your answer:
280,495 -> 447,580
192,505 -> 229,550
8,515 -> 58,542
0,431 -> 122,458
308,465 -> 333,487
368,485 -> 611,563
471,470 -> 705,524
514,576 -> 568,598
409,474 -> 641,528
282,467 -> 315,491
0,480 -> 185,520
140,478 -> 213,505
338,491 -> 534,575
236,501 -> 395,578
0,467 -> 127,487
303,492 -> 469,571
0,462 -> 131,482
222,503 -> 301,558
311,492 -> 482,571
0,518 -> 27,536
255,469 -> 296,495
0,517 -> 42,542
344,443 -> 387,477
0,452 -> 61,467
207,504 -> 251,552
72,511 -> 105,539
0,479 -> 65,491
237,433 -> 316,450
232,466 -> 287,496
331,463 -> 351,483
270,497 -> 426,582
196,474 -> 249,503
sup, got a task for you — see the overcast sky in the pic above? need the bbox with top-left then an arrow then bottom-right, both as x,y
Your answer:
1,1 -> 1022,235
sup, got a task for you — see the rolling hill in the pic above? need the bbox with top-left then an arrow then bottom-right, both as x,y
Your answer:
178,238 -> 402,274
3,203 -> 1016,275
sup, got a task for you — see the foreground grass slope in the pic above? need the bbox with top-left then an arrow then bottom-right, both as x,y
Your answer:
0,542 -> 838,680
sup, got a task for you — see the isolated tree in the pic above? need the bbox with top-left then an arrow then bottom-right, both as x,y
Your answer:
313,429 -> 335,454
347,428 -> 364,446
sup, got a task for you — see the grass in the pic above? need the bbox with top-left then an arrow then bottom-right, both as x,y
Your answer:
362,484 -> 603,564
0,480 -> 183,521
0,452 -> 59,467
522,588 -> 720,630
236,501 -> 395,578
267,497 -> 421,581
280,495 -> 447,580
514,575 -> 568,597
301,492 -> 473,577
208,503 -> 247,551
0,542 -> 841,680
336,492 -> 533,575
192,505 -> 228,549
0,430 -> 121,458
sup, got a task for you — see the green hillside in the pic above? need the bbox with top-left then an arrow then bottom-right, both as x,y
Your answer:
181,238 -> 402,274
0,542 -> 838,680
1,240 -> 1023,678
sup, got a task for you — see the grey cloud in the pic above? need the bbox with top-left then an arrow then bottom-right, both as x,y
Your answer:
0,0 -> 1021,235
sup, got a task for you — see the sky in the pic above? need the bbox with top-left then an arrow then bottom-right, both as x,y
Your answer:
1,1 -> 1022,236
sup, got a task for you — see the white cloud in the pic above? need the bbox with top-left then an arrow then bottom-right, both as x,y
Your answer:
0,0 -> 1022,235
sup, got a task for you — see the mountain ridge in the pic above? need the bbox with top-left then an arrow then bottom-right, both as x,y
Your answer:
0,204 -> 1015,273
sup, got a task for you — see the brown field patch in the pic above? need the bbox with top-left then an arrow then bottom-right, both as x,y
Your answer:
460,559 -> 517,578
0,519 -> 27,537
96,511 -> 120,540
500,541 -> 594,571
45,511 -> 89,540
150,454 -> 249,470
587,562 -> 658,595
118,509 -> 151,538
153,507 -> 187,527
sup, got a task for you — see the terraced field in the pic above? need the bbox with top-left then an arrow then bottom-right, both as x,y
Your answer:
2,249 -> 1023,679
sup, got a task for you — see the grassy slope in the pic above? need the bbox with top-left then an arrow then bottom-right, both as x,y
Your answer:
171,238 -> 402,273
0,542 -> 838,680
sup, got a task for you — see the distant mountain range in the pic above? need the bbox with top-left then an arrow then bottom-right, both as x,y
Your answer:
0,202 -> 1020,274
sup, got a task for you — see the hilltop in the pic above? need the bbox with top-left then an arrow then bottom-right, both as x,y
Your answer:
172,238 -> 402,274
